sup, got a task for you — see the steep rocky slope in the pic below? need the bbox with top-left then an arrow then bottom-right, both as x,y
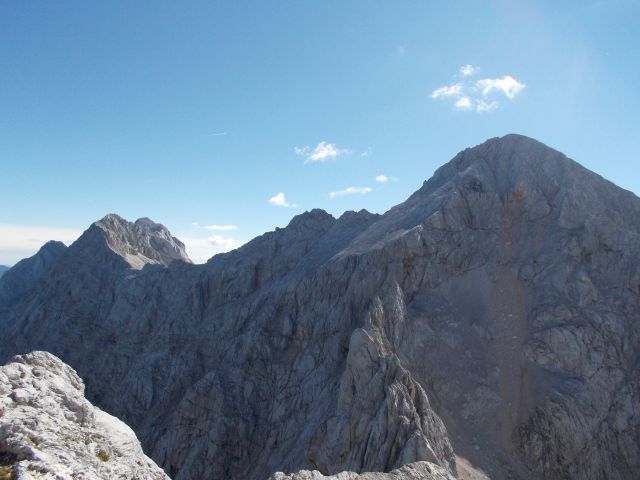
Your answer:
0,240 -> 66,308
1,134 -> 638,480
0,351 -> 168,479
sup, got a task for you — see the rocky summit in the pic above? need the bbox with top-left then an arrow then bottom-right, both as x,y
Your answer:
0,134 -> 639,480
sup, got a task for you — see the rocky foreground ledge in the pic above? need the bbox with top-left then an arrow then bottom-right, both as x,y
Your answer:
269,462 -> 456,480
0,351 -> 168,480
0,352 -> 456,480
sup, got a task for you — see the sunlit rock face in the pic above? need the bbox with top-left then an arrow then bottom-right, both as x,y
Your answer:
0,351 -> 169,480
1,134 -> 639,480
78,213 -> 192,269
268,461 -> 457,480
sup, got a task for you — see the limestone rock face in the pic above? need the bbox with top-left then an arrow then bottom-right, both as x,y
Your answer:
269,461 -> 456,480
0,351 -> 168,480
79,214 -> 191,269
1,134 -> 639,480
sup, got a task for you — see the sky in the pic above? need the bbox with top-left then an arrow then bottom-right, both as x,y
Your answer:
1,0 -> 639,264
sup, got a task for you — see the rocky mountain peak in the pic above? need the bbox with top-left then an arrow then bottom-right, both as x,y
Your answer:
0,240 -> 67,307
418,134 -> 568,194
77,213 -> 192,269
39,239 -> 68,255
336,209 -> 379,226
286,209 -> 336,232
345,133 -> 640,255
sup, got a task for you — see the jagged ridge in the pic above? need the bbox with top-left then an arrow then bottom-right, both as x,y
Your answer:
1,134 -> 639,480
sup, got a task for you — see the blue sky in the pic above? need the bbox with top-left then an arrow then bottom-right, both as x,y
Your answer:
1,1 -> 639,264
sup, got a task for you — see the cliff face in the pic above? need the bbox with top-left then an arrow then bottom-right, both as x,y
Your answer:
0,351 -> 169,480
1,134 -> 639,480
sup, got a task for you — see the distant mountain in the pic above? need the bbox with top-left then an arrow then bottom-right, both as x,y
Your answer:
1,134 -> 638,480
73,213 -> 192,269
0,265 -> 9,277
0,240 -> 67,308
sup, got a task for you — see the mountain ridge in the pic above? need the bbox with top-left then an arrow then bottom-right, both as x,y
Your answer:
1,134 -> 638,480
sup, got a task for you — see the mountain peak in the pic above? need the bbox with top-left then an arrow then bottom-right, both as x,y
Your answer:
345,133 -> 640,255
0,240 -> 67,307
39,240 -> 67,255
429,133 -> 566,185
81,214 -> 191,269
286,209 -> 335,231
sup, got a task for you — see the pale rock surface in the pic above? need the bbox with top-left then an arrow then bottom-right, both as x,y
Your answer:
78,214 -> 191,269
1,135 -> 639,480
269,461 -> 456,480
0,351 -> 169,480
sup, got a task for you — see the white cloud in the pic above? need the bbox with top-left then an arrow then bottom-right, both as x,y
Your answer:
455,96 -> 473,110
205,132 -> 228,137
375,174 -> 398,183
476,76 -> 526,99
431,67 -> 525,112
0,224 -> 83,265
476,100 -> 499,112
204,225 -> 238,231
431,83 -> 463,98
328,187 -> 372,198
268,192 -> 296,207
207,234 -> 241,250
180,235 -> 244,263
459,64 -> 480,76
293,146 -> 310,156
295,141 -> 349,164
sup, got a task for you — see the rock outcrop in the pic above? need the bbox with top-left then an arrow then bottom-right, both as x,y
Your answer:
0,351 -> 168,480
1,134 -> 639,480
75,214 -> 191,269
269,461 -> 456,480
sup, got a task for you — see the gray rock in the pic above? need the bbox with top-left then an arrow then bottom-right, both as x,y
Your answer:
0,240 -> 66,307
79,214 -> 192,269
0,351 -> 168,480
269,461 -> 456,480
1,134 -> 639,480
